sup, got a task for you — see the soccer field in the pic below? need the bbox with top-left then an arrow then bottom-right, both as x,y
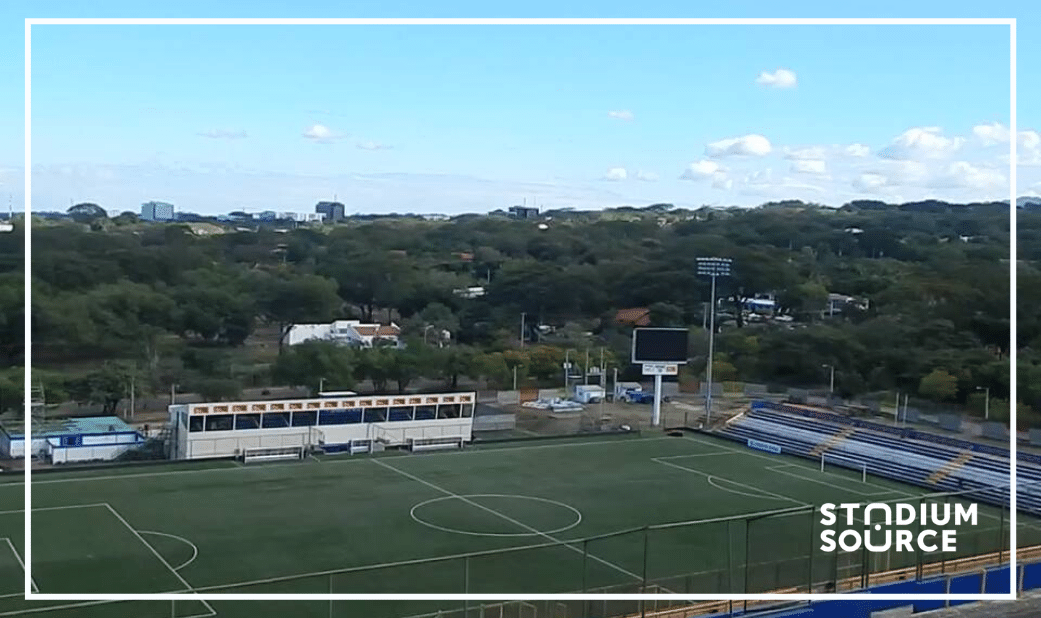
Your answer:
0,431 -> 1036,618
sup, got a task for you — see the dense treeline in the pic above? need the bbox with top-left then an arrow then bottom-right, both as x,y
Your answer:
1018,208 -> 1041,424
13,199 -> 1022,423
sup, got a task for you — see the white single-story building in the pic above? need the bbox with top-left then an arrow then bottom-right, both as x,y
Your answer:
0,417 -> 145,463
283,320 -> 402,348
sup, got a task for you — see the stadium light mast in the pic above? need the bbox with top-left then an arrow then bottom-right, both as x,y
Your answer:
696,257 -> 732,424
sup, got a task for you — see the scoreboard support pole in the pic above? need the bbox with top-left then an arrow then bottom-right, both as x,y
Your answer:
652,374 -> 663,427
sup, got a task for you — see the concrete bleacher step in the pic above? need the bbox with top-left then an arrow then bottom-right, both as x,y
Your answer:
810,427 -> 855,456
927,450 -> 974,485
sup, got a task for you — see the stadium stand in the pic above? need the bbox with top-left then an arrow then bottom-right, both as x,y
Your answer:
715,401 -> 1041,514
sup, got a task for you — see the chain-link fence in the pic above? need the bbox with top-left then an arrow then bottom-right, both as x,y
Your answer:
161,486 -> 1031,618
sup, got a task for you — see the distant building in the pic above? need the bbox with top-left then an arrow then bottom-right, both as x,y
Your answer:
141,201 -> 175,221
453,286 -> 486,299
258,211 -> 278,221
315,201 -> 346,222
508,205 -> 540,219
284,320 -> 402,348
278,212 -> 323,223
827,293 -> 869,315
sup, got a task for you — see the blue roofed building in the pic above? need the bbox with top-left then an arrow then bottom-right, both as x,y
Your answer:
0,416 -> 145,464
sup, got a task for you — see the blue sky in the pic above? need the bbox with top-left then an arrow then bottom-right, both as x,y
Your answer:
1,1 -> 1039,215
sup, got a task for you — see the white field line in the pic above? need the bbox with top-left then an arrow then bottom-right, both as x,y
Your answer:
102,504 -> 216,616
655,451 -> 738,460
0,503 -> 110,516
0,503 -> 214,618
783,464 -> 902,493
652,458 -> 807,505
765,466 -> 896,497
0,600 -> 215,618
0,437 -> 672,488
371,458 -> 647,584
2,538 -> 36,592
138,531 -> 199,571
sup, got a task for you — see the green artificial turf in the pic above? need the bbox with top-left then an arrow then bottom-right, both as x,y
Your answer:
0,432 -> 1035,618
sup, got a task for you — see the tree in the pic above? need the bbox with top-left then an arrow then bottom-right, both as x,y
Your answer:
648,302 -> 684,327
67,362 -> 133,415
354,347 -> 394,393
386,345 -> 429,393
259,274 -> 341,346
67,202 -> 108,224
272,341 -> 355,394
919,369 -> 959,402
434,345 -> 480,389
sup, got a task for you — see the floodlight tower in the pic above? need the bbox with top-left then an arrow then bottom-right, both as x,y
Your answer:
696,257 -> 732,424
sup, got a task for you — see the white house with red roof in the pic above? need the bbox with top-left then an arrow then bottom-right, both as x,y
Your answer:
283,320 -> 402,348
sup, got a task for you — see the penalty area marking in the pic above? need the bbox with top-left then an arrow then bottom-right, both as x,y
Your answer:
706,477 -> 791,501
652,457 -> 806,504
765,465 -> 898,497
410,494 -> 582,538
138,531 -> 200,571
0,537 -> 37,596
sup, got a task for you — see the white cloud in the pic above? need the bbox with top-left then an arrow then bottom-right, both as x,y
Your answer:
878,127 -> 964,160
791,160 -> 828,175
784,146 -> 827,160
971,123 -> 1041,162
932,161 -> 1005,190
740,168 -> 824,195
680,160 -> 722,180
853,173 -> 889,192
755,68 -> 797,89
706,134 -> 772,157
744,169 -> 774,185
845,143 -> 870,157
198,129 -> 248,139
303,124 -> 347,142
357,141 -> 390,150
608,110 -> 634,121
1021,130 -> 1041,166
603,167 -> 628,181
636,170 -> 659,182
1022,130 -> 1041,151
712,173 -> 733,190
973,122 -> 1011,145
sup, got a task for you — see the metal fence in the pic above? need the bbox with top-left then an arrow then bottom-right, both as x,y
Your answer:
167,486 -> 1028,618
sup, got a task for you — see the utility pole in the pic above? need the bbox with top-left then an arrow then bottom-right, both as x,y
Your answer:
171,384 -> 178,405
585,349 -> 590,385
564,349 -> 571,394
520,312 -> 526,348
976,386 -> 991,421
130,374 -> 135,420
822,364 -> 835,398
697,257 -> 732,424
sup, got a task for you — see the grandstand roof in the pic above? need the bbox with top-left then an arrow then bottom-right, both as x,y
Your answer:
1,416 -> 138,439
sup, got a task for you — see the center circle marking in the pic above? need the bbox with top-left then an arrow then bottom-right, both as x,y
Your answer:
410,494 -> 583,537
